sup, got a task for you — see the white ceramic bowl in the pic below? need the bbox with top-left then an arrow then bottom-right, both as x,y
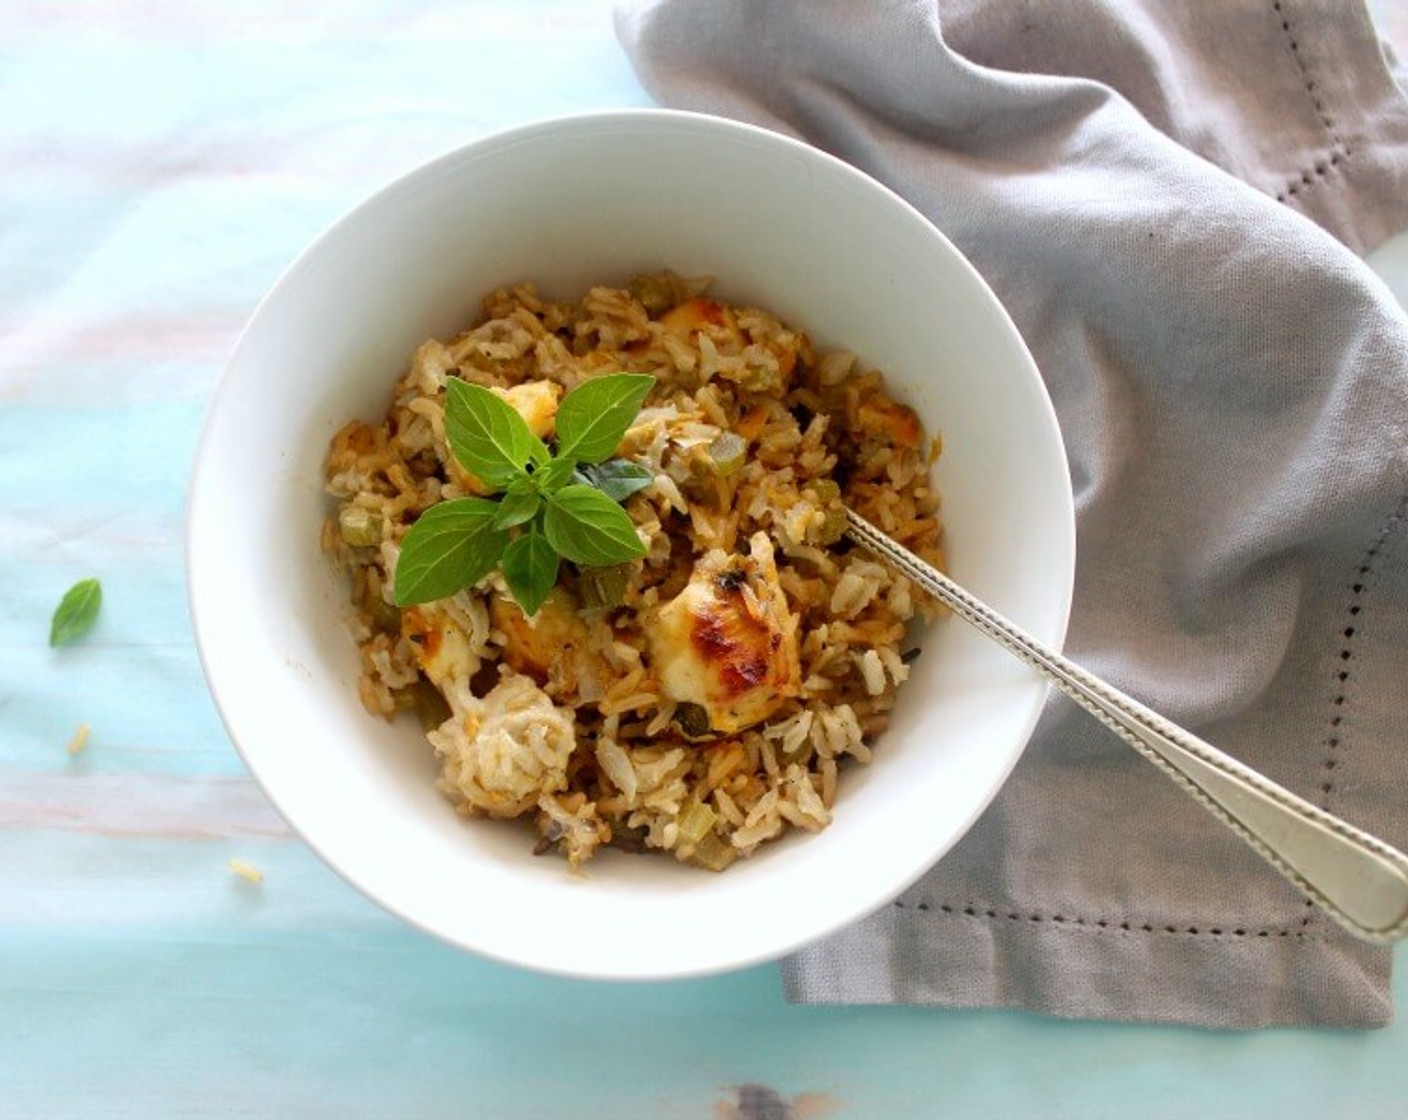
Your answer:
187,109 -> 1073,980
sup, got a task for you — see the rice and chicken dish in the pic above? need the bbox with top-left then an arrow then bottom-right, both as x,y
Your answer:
323,273 -> 942,870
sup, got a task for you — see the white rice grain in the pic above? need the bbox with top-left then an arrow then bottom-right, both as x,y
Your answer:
879,646 -> 911,686
859,649 -> 887,696
595,736 -> 638,804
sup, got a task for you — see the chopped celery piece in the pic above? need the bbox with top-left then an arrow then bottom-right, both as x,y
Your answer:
808,478 -> 846,544
364,588 -> 401,632
677,799 -> 717,846
706,431 -> 747,476
808,478 -> 841,503
629,273 -> 675,316
739,367 -> 776,392
816,506 -> 848,545
338,505 -> 383,547
691,832 -> 738,871
579,563 -> 630,610
410,681 -> 451,732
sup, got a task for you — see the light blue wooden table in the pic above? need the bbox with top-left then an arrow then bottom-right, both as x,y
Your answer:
4,3 -> 1407,1116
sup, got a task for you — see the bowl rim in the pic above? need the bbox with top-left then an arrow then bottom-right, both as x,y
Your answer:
186,106 -> 1075,980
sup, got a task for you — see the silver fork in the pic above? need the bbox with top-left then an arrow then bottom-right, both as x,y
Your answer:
846,507 -> 1408,944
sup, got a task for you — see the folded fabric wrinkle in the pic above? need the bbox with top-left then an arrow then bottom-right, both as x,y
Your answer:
617,0 -> 1408,1028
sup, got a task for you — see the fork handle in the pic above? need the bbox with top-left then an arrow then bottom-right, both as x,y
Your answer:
846,509 -> 1408,943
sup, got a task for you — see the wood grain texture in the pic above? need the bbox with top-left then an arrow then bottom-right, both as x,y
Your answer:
2,2 -> 1407,1116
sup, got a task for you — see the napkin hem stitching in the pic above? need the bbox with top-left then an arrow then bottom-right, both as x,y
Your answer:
1270,0 -> 1353,205
891,899 -> 1328,943
1274,148 -> 1352,205
1316,487 -> 1408,811
1272,0 -> 1343,142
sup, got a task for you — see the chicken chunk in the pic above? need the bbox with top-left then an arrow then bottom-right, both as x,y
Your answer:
495,380 -> 561,439
854,390 -> 922,448
490,588 -> 610,704
401,597 -> 487,691
650,533 -> 800,735
430,671 -> 578,819
659,297 -> 745,349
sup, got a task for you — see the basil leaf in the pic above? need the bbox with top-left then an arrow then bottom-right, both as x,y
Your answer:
50,578 -> 102,647
500,530 -> 559,617
445,380 -> 549,490
393,498 -> 507,606
492,489 -> 541,530
543,484 -> 647,566
531,455 -> 578,495
554,373 -> 655,465
575,459 -> 654,502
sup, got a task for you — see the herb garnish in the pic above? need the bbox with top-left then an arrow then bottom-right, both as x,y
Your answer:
394,373 -> 656,615
50,577 -> 102,647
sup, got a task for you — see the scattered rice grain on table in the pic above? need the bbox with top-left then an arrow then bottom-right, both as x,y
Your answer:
66,722 -> 91,756
228,858 -> 264,884
323,272 -> 943,870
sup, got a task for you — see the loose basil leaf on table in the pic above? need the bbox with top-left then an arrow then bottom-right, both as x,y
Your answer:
50,577 -> 102,647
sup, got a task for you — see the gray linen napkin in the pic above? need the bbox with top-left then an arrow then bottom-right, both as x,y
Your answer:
616,0 -> 1408,1027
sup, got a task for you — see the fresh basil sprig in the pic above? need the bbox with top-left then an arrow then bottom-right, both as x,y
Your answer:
394,372 -> 656,614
